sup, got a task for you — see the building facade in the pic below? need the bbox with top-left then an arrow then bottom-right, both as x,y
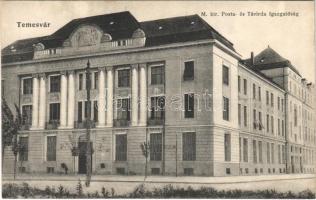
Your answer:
2,11 -> 316,176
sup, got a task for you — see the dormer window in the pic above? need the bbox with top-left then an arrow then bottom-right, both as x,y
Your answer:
109,21 -> 114,25
158,26 -> 163,30
190,21 -> 195,25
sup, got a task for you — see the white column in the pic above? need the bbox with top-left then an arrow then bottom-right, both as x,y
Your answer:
67,70 -> 75,128
139,63 -> 147,126
97,67 -> 106,127
38,73 -> 46,129
106,66 -> 113,127
31,74 -> 39,129
59,71 -> 68,128
131,64 -> 139,126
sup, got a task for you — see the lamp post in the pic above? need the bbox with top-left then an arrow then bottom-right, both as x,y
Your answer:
85,60 -> 92,187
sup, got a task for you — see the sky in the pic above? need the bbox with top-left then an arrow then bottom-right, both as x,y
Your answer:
1,1 -> 315,82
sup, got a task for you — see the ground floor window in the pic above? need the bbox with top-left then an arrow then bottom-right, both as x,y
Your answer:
182,132 -> 196,161
150,133 -> 162,161
115,134 -> 127,161
47,136 -> 57,161
18,136 -> 28,161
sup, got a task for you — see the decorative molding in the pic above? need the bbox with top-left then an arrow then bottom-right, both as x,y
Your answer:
32,73 -> 39,79
131,63 -> 139,70
101,33 -> 112,43
106,66 -> 113,71
33,43 -> 45,51
98,67 -> 106,72
132,28 -> 146,38
60,70 -> 67,76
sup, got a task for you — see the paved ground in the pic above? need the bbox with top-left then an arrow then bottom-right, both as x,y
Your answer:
2,174 -> 316,195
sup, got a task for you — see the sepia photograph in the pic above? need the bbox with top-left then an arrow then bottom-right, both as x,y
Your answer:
1,1 -> 315,198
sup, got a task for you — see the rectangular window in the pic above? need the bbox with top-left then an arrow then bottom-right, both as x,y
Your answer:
271,143 -> 275,164
271,93 -> 274,107
278,97 -> 280,110
84,101 -> 91,119
243,138 -> 248,162
258,87 -> 261,101
282,145 -> 285,164
271,116 -> 274,134
22,105 -> 32,125
46,136 -> 56,161
115,134 -> 127,161
253,109 -> 256,129
78,102 -> 83,122
222,65 -> 229,85
50,75 -> 61,93
79,74 -> 84,90
266,91 -> 269,105
18,137 -> 28,161
94,72 -> 99,89
238,104 -> 241,125
282,120 -> 285,136
281,99 -> 284,112
150,96 -> 165,119
22,78 -> 33,95
266,114 -> 269,132
223,97 -> 230,121
243,106 -> 247,127
117,98 -> 130,120
183,61 -> 194,81
253,140 -> 257,163
253,84 -> 256,99
278,144 -> 281,164
150,133 -> 162,161
278,119 -> 280,135
182,132 -> 196,161
238,76 -> 241,92
267,142 -> 270,163
258,112 -> 262,130
243,79 -> 247,95
225,133 -> 231,161
258,141 -> 263,163
151,66 -> 165,85
294,107 -> 298,126
239,137 -> 242,161
49,103 -> 60,122
93,101 -> 98,122
184,93 -> 194,118
118,69 -> 130,87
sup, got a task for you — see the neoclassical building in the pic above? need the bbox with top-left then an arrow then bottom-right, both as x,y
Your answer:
2,11 -> 316,176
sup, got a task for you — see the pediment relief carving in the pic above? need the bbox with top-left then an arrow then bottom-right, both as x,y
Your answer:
69,24 -> 104,48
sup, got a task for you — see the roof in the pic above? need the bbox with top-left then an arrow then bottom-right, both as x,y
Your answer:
2,12 -> 235,64
242,47 -> 301,77
140,14 -> 235,51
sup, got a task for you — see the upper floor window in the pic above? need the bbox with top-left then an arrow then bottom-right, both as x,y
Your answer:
266,91 -> 269,105
277,97 -> 280,110
270,93 -> 274,107
294,106 -> 298,126
79,74 -> 84,90
49,103 -> 60,122
184,93 -> 194,118
222,65 -> 229,85
183,61 -> 194,81
22,78 -> 33,95
243,106 -> 247,127
50,75 -> 61,93
22,105 -> 32,125
93,72 -> 98,89
151,66 -> 165,85
253,84 -> 256,99
238,76 -> 241,92
182,132 -> 196,161
118,69 -> 130,87
117,98 -> 130,120
223,97 -> 230,121
258,87 -> 261,101
150,96 -> 165,119
243,79 -> 247,95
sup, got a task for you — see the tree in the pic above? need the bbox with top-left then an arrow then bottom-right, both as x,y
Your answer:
1,97 -> 22,179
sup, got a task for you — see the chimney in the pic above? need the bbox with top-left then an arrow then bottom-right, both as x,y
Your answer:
251,52 -> 254,65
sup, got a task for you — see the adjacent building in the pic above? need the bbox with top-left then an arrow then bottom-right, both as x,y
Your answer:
1,11 -> 315,176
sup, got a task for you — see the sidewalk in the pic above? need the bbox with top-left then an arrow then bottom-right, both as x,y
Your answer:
3,173 -> 315,184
